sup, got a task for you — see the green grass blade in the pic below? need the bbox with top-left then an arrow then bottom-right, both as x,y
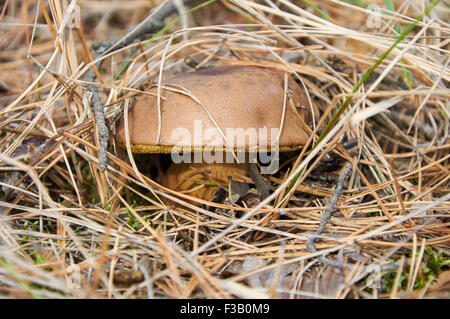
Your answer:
287,0 -> 441,191
384,0 -> 413,87
315,0 -> 440,147
300,0 -> 337,24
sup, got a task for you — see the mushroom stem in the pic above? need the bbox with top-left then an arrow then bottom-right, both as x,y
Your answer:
162,162 -> 250,202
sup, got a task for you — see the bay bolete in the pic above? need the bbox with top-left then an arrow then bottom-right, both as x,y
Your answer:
116,65 -> 313,201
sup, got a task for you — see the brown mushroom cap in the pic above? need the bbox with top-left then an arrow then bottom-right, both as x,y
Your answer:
116,65 -> 313,153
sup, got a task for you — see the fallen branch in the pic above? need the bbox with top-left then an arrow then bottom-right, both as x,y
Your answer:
84,0 -> 197,170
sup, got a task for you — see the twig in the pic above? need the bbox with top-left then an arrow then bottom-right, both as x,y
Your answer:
249,163 -> 271,200
84,0 -> 197,170
306,162 -> 402,273
306,162 -> 352,268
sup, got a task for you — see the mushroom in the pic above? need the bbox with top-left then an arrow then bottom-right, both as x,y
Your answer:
116,65 -> 313,202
